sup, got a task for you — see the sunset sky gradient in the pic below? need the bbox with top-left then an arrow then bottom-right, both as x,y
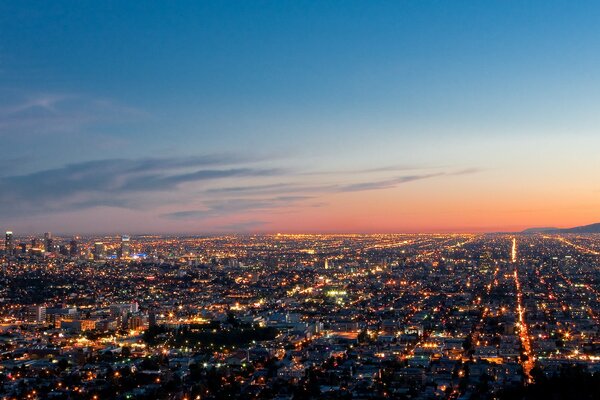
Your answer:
1,1 -> 600,234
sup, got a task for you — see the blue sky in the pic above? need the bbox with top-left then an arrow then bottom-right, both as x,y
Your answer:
1,1 -> 600,233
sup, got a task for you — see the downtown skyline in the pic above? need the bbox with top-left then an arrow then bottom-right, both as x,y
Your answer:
2,1 -> 600,234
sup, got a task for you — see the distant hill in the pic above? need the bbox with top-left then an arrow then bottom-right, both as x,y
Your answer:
522,222 -> 600,234
521,227 -> 559,234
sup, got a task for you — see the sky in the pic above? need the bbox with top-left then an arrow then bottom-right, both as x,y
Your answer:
1,1 -> 600,234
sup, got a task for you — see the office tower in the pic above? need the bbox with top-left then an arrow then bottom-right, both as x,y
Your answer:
120,235 -> 131,259
148,311 -> 157,327
26,305 -> 47,324
94,242 -> 106,260
19,243 -> 27,254
110,302 -> 138,316
5,231 -> 14,254
110,303 -> 138,329
44,232 -> 54,253
59,245 -> 69,256
69,237 -> 79,258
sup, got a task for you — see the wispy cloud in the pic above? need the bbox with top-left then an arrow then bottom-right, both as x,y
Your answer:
334,168 -> 481,193
205,183 -> 294,194
0,155 -> 281,216
0,93 -> 145,136
163,196 -> 313,220
0,146 -> 481,228
335,173 -> 443,192
301,164 -> 438,176
0,94 -> 69,115
450,167 -> 482,176
162,168 -> 481,221
202,168 -> 481,197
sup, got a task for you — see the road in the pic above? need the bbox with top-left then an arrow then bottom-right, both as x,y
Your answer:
511,238 -> 534,382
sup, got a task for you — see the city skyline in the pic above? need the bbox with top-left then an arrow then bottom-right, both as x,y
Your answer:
2,232 -> 600,399
2,1 -> 600,233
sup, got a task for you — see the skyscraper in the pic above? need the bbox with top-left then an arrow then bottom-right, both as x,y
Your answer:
26,305 -> 47,324
94,242 -> 106,260
69,237 -> 79,259
120,235 -> 131,259
5,231 -> 14,254
44,232 -> 53,253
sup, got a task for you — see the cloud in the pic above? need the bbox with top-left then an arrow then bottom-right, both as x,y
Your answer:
335,168 -> 481,193
203,182 -> 339,198
203,168 -> 482,197
449,167 -> 482,176
122,167 -> 281,192
335,173 -> 443,192
353,165 -> 432,173
0,155 -> 281,217
163,196 -> 314,220
203,171 -> 465,196
160,168 -> 478,222
0,144 -> 481,230
0,93 -> 145,136
205,183 -> 294,194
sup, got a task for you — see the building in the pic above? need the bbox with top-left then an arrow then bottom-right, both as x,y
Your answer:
148,311 -> 157,327
60,319 -> 96,332
110,303 -> 138,317
120,235 -> 131,259
5,231 -> 14,254
44,232 -> 54,253
59,245 -> 69,256
69,237 -> 79,258
127,315 -> 146,330
46,307 -> 78,325
94,242 -> 106,260
26,305 -> 47,324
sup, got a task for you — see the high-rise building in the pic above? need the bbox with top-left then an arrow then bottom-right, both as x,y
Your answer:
44,232 -> 54,253
94,242 -> 106,260
148,311 -> 157,327
30,238 -> 43,257
120,235 -> 131,259
69,237 -> 79,258
26,305 -> 47,324
5,231 -> 14,254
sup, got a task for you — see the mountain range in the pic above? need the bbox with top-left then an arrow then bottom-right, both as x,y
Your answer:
521,222 -> 600,234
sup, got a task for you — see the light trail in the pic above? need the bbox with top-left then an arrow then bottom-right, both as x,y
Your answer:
514,268 -> 534,381
419,236 -> 477,258
544,235 -> 600,255
511,239 -> 534,383
511,237 -> 517,263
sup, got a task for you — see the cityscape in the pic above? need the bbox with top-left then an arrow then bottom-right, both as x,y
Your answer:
3,1 -> 600,399
2,231 -> 600,399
